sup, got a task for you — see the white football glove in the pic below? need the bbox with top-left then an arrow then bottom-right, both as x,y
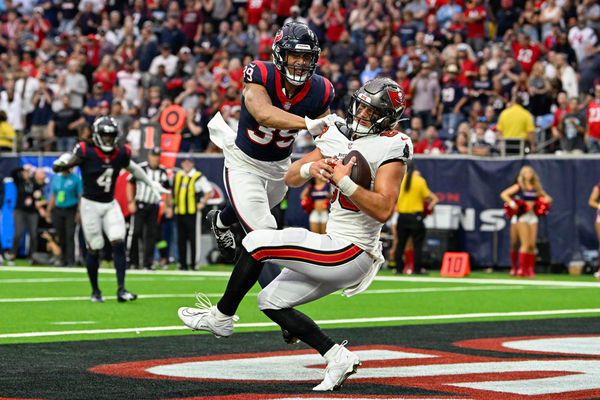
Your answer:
149,181 -> 170,198
53,153 -> 72,171
305,114 -> 344,136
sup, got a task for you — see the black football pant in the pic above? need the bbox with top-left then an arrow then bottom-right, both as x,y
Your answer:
51,206 -> 77,266
132,203 -> 159,269
176,213 -> 197,270
394,212 -> 426,272
11,209 -> 39,258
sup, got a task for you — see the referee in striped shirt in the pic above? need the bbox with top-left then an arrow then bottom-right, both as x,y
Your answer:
126,147 -> 172,270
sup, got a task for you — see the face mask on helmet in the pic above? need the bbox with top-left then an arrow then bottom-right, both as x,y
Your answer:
272,23 -> 320,86
348,100 -> 383,136
92,118 -> 119,153
346,78 -> 406,137
281,50 -> 317,85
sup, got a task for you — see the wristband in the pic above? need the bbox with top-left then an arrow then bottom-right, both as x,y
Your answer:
300,162 -> 314,179
337,176 -> 358,197
509,201 -> 516,208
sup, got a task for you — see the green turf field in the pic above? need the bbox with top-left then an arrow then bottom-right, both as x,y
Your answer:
1,264 -> 599,345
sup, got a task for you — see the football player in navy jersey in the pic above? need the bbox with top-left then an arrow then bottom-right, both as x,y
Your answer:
201,22 -> 335,343
53,116 -> 170,303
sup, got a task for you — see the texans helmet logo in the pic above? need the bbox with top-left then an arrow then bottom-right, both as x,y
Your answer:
274,31 -> 283,43
388,90 -> 405,111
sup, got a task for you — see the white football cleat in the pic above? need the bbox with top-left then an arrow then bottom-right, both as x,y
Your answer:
313,341 -> 360,391
178,293 -> 239,338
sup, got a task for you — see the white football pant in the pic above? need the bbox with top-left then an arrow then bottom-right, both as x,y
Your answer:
224,167 -> 287,232
242,227 -> 372,310
80,197 -> 126,250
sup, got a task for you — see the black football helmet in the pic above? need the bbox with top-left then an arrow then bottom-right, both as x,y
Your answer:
272,22 -> 320,86
347,78 -> 407,137
92,116 -> 120,153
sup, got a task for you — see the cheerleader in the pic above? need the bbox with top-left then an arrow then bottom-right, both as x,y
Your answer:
587,182 -> 600,279
501,166 -> 552,277
300,178 -> 331,234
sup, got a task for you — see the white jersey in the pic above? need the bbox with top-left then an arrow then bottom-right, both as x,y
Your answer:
315,124 -> 413,252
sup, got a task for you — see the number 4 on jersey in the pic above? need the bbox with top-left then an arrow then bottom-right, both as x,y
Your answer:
96,168 -> 114,193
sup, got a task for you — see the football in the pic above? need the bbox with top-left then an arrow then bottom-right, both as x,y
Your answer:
343,150 -> 372,189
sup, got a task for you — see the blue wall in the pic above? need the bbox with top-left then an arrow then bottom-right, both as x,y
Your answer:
4,154 -> 600,267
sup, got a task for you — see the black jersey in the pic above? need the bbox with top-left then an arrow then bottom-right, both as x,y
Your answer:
73,141 -> 131,203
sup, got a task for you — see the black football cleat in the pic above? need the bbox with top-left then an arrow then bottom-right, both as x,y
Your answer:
207,210 -> 236,263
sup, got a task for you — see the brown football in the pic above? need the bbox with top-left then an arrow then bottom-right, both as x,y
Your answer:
343,150 -> 372,189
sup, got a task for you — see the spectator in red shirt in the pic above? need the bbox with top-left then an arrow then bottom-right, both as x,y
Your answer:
463,0 -> 486,52
247,0 -> 271,29
325,0 -> 346,44
27,7 -> 50,48
181,0 -> 203,45
511,31 -> 542,75
456,43 -> 478,87
415,125 -> 447,154
93,54 -> 117,100
256,19 -> 274,61
84,34 -> 101,68
273,0 -> 296,27
586,84 -> 600,153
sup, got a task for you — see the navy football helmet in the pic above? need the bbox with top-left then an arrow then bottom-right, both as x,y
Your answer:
272,22 -> 320,86
347,78 -> 406,137
92,116 -> 120,153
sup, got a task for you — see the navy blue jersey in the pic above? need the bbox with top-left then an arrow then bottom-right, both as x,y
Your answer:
235,60 -> 334,162
73,141 -> 131,203
441,81 -> 469,114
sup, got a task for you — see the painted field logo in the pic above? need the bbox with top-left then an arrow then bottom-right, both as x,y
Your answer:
90,336 -> 600,400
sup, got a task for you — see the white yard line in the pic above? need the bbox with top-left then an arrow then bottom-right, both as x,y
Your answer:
0,293 -> 223,302
0,285 -> 563,302
2,266 -> 599,287
2,308 -> 599,339
0,266 -> 232,276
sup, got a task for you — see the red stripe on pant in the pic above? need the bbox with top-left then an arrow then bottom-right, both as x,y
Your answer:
251,245 -> 362,265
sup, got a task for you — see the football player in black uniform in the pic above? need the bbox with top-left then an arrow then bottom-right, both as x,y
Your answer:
53,116 -> 170,302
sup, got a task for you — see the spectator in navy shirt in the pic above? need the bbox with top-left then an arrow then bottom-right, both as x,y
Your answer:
48,95 -> 86,152
194,22 -> 220,64
161,12 -> 187,54
136,21 -> 160,73
438,64 -> 469,133
399,10 -> 418,48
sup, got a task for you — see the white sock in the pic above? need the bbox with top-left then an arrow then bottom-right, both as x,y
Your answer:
216,214 -> 228,230
323,344 -> 341,363
214,307 -> 232,320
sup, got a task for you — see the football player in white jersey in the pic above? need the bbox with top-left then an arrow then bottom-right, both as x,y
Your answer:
179,78 -> 412,391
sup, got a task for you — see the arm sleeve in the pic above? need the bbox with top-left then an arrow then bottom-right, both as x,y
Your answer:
126,160 -> 153,187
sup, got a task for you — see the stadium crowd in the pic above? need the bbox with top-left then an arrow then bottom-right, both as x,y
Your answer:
0,0 -> 598,156
2,0 -> 600,269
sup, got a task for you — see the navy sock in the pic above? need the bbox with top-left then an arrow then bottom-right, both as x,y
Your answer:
263,308 -> 335,356
113,242 -> 127,288
86,252 -> 100,292
219,204 -> 237,227
258,262 -> 282,288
